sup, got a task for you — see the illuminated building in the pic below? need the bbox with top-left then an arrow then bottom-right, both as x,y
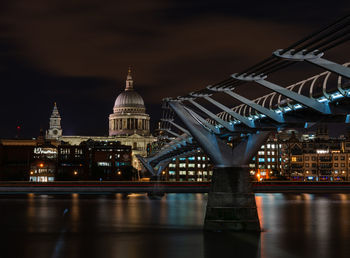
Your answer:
46,102 -> 62,140
248,135 -> 283,181
163,152 -> 213,181
51,68 -> 156,170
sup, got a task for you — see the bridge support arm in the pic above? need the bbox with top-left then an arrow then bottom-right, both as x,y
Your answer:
223,90 -> 284,123
188,99 -> 234,131
273,50 -> 350,79
136,155 -> 156,175
201,96 -> 255,127
231,74 -> 331,114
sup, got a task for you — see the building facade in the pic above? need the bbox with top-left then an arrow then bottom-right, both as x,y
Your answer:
163,152 -> 213,181
50,68 -> 156,170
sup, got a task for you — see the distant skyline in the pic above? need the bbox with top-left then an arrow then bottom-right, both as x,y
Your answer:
0,1 -> 349,138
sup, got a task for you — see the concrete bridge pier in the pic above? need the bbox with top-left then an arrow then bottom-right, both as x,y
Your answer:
204,166 -> 260,231
168,101 -> 270,232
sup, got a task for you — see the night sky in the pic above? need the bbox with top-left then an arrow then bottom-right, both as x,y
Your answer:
0,1 -> 349,138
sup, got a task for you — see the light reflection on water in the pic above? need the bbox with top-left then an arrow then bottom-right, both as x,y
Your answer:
0,193 -> 350,258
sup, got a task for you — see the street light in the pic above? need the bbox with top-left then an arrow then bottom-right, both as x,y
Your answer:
74,171 -> 78,176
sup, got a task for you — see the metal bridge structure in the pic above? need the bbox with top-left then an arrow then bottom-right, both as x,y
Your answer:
138,15 -> 350,232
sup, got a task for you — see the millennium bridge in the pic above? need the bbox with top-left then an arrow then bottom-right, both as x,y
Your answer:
137,15 -> 350,232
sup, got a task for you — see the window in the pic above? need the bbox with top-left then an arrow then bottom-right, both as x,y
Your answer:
305,163 -> 309,167
291,157 -> 297,162
341,156 -> 345,160
335,163 -> 338,167
97,162 -> 111,167
188,164 -> 195,168
179,171 -> 186,175
312,156 -> 316,161
334,156 -> 339,160
258,151 -> 264,155
341,163 -> 345,167
179,163 -> 186,168
305,157 -> 309,161
169,164 -> 176,168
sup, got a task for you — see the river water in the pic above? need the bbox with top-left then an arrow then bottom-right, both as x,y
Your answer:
0,193 -> 350,258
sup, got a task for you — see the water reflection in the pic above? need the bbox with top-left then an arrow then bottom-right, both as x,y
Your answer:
1,193 -> 350,258
204,232 -> 260,258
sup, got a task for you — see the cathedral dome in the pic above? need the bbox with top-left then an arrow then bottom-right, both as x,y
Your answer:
109,67 -> 150,137
114,90 -> 145,108
113,67 -> 145,109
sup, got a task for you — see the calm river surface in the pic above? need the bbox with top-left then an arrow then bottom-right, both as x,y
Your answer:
0,193 -> 350,258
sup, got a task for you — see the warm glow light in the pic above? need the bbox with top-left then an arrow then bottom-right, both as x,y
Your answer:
39,163 -> 44,168
117,171 -> 122,175
162,171 -> 166,175
291,157 -> 297,162
74,171 -> 78,175
30,171 -> 34,175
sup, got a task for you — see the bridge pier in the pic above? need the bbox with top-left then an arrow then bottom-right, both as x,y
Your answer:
204,167 -> 260,232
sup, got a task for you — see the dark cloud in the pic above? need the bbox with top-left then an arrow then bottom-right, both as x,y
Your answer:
0,0 -> 349,137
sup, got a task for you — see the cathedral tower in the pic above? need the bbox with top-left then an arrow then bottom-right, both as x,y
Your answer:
46,102 -> 62,139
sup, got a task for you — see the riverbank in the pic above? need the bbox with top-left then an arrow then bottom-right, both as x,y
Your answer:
1,181 -> 350,194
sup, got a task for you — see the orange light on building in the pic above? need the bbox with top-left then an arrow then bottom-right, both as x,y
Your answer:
39,163 -> 44,168
162,171 -> 166,175
73,171 -> 78,175
30,171 -> 34,175
117,171 -> 122,175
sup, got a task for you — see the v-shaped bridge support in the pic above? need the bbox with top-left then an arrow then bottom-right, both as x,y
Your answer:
168,100 -> 270,231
